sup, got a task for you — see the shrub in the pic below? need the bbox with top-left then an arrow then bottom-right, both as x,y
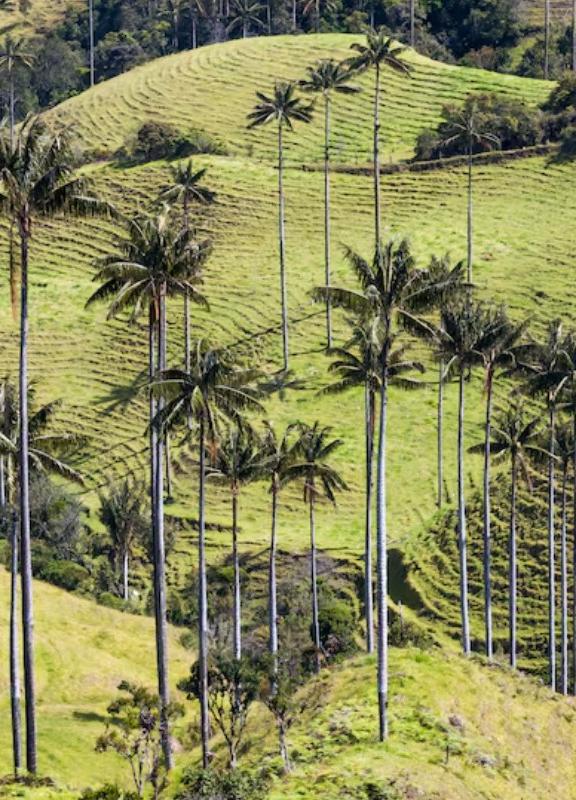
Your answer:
317,594 -> 358,657
38,559 -> 90,591
176,766 -> 270,800
558,126 -> 576,160
543,72 -> 576,113
98,591 -> 126,611
127,122 -> 228,164
80,785 -> 138,800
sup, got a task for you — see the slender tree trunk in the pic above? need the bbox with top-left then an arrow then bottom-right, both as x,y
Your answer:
467,141 -> 473,284
10,515 -> 22,776
88,0 -> 95,86
572,409 -> 576,694
267,0 -> 271,33
18,216 -> 37,774
548,402 -> 556,691
0,458 -> 5,508
437,359 -> 444,508
561,466 -> 568,694
268,484 -> 279,674
277,122 -> 289,371
409,0 -> 415,47
572,0 -> 576,72
364,383 -> 375,653
309,490 -> 321,673
123,550 -> 129,602
373,64 -> 382,263
292,0 -> 297,29
154,286 -> 172,769
376,358 -> 388,740
198,414 -> 210,768
457,369 -> 471,656
9,73 -> 15,149
323,93 -> 332,349
509,454 -> 517,669
190,1 -> 198,48
278,719 -> 291,772
482,370 -> 494,660
165,433 -> 173,499
232,489 -> 241,660
544,0 -> 550,79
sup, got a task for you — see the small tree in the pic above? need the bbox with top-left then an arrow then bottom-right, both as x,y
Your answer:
96,681 -> 184,798
179,655 -> 259,769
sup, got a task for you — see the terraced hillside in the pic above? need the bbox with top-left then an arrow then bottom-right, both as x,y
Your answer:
0,0 -> 82,35
521,0 -> 575,27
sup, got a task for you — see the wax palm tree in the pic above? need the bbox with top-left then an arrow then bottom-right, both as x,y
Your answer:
226,0 -> 264,37
300,60 -> 360,349
554,419 -> 573,695
159,161 -> 215,373
433,299 -> 491,658
0,117 -> 106,774
98,478 -> 147,602
154,342 -> 262,768
87,209 -> 209,769
435,100 -> 500,282
299,0 -> 334,32
471,401 -> 543,669
0,379 -> 84,775
472,307 -> 528,661
524,320 -> 568,692
312,237 -> 449,739
321,321 -> 424,654
247,82 -> 314,371
209,423 -> 265,659
88,0 -> 95,85
345,31 -> 411,262
0,35 -> 33,144
284,422 -> 347,673
545,0 -> 550,78
259,421 -> 298,674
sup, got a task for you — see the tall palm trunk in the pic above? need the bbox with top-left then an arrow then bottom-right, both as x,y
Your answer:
373,63 -> 382,262
437,359 -> 444,508
88,0 -> 95,86
509,452 -> 517,668
190,1 -> 197,48
573,409 -> 576,694
323,92 -> 333,349
292,0 -> 297,29
18,214 -> 37,774
10,515 -> 22,776
309,488 -> 321,673
198,414 -> 210,768
548,402 -> 556,690
409,0 -> 415,47
232,488 -> 241,660
457,369 -> 471,656
9,71 -> 15,148
560,466 -> 568,694
572,0 -> 576,72
482,369 -> 494,660
154,286 -> 172,769
268,482 -> 279,674
375,359 -> 388,740
364,383 -> 375,653
466,139 -> 473,283
122,549 -> 129,602
544,0 -> 550,79
277,121 -> 289,371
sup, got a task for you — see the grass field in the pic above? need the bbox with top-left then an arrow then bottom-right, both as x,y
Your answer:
0,33 -> 575,794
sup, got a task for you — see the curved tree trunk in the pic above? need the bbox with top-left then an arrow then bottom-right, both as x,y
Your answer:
467,140 -> 473,284
364,382 -> 375,653
198,414 -> 211,767
268,484 -> 279,675
323,92 -> 333,349
88,0 -> 95,86
509,453 -> 517,669
457,369 -> 471,656
561,466 -> 568,695
373,64 -> 382,263
437,359 -> 444,508
154,286 -> 172,769
548,402 -> 556,690
376,360 -> 388,740
278,122 -> 289,371
482,369 -> 494,660
309,490 -> 321,673
18,216 -> 37,774
10,515 -> 22,776
232,489 -> 241,660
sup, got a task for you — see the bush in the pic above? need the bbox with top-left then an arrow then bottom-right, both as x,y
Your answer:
80,785 -> 138,800
558,126 -> 576,160
37,559 -> 90,591
176,766 -> 270,800
317,594 -> 358,658
127,121 -> 228,164
98,591 -> 126,611
543,72 -> 576,114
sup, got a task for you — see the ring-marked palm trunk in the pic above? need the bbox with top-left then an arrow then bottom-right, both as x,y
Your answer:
482,369 -> 494,660
10,515 -> 22,776
323,94 -> 332,348
88,0 -> 95,86
278,122 -> 289,371
373,63 -> 382,260
509,452 -> 518,668
548,403 -> 556,691
376,359 -> 388,740
544,0 -> 550,79
457,368 -> 471,656
437,359 -> 444,508
466,140 -> 473,283
269,482 -> 279,674
232,489 -> 241,661
198,414 -> 210,768
309,487 -> 321,673
18,213 -> 37,774
572,0 -> 576,72
573,411 -> 576,694
154,286 -> 172,769
364,383 -> 375,653
561,465 -> 568,694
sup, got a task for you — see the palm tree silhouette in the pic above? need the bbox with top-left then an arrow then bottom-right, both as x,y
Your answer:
226,0 -> 265,37
553,419 -> 573,695
346,31 -> 411,262
154,342 -> 262,768
284,422 -> 347,673
0,117 -> 106,773
87,209 -> 209,769
0,36 -> 33,145
248,82 -> 314,371
300,60 -> 360,349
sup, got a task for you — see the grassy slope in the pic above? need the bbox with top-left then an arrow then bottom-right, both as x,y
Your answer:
0,569 -> 192,785
0,0 -> 82,36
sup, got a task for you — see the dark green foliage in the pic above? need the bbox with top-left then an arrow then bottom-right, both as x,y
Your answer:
426,0 -> 522,59
518,27 -> 574,80
37,560 -> 89,592
415,93 -> 542,160
121,122 -> 228,165
317,592 -> 358,657
80,784 -> 138,800
31,35 -> 84,107
543,72 -> 576,113
176,766 -> 270,800
558,126 -> 576,160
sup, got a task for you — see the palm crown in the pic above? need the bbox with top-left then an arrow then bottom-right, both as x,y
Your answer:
346,29 -> 411,76
159,160 -> 216,213
284,422 -> 347,503
300,59 -> 359,97
247,81 -> 315,130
